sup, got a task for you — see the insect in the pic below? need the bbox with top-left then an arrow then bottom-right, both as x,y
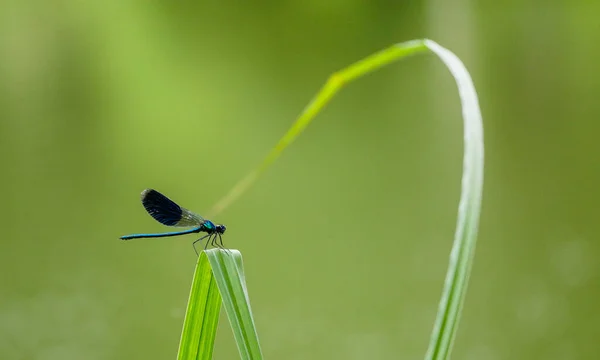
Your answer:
120,189 -> 226,254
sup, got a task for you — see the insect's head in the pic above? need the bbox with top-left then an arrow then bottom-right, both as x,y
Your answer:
216,224 -> 227,234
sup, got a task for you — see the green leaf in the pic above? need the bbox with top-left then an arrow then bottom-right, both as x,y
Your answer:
177,249 -> 262,360
423,40 -> 484,360
206,249 -> 263,360
177,251 -> 222,360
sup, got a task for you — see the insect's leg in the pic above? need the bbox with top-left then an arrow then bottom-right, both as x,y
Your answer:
204,235 -> 211,250
218,234 -> 232,255
193,234 -> 211,255
212,233 -> 221,249
214,234 -> 225,251
218,234 -> 229,252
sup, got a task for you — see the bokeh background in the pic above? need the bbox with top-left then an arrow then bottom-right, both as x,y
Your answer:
1,1 -> 599,359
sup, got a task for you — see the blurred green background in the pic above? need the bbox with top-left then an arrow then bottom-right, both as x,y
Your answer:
1,1 -> 599,359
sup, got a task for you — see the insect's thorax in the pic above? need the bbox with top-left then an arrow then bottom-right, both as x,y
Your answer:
201,221 -> 216,233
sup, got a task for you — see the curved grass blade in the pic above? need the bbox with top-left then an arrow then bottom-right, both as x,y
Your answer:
177,252 -> 222,360
208,39 -> 484,360
205,249 -> 263,360
207,40 -> 428,218
423,40 -> 484,360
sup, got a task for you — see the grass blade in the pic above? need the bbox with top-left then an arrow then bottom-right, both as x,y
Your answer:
207,39 -> 484,359
208,40 -> 428,218
205,249 -> 263,360
423,40 -> 484,360
177,252 -> 222,360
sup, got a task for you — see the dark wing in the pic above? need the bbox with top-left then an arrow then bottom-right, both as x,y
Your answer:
140,189 -> 204,227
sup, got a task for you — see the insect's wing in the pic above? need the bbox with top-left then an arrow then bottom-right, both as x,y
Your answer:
140,189 -> 205,227
176,208 -> 206,227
